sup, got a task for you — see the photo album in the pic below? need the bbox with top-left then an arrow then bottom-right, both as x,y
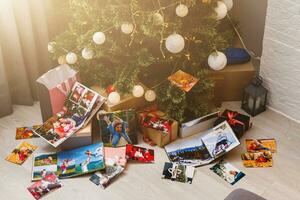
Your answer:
98,109 -> 138,147
32,143 -> 104,180
34,82 -> 105,147
164,121 -> 240,167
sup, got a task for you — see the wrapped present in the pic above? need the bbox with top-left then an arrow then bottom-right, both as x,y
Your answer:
214,109 -> 251,139
138,108 -> 178,147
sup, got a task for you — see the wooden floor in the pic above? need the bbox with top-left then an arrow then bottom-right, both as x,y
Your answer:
0,101 -> 300,200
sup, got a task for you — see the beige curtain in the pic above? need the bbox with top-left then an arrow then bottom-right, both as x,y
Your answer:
0,0 -> 59,117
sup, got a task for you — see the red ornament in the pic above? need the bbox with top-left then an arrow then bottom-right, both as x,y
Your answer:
106,85 -> 116,94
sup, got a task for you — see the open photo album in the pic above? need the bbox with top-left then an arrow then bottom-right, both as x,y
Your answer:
164,121 -> 240,167
34,82 -> 105,147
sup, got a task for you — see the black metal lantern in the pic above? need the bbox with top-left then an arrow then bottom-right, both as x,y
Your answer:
241,76 -> 268,116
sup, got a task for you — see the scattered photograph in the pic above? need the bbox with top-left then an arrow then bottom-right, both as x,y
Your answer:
89,166 -> 124,189
104,147 -> 127,167
5,141 -> 37,165
202,121 -> 240,158
168,70 -> 199,92
57,143 -> 105,178
162,162 -> 195,184
98,109 -> 137,147
32,153 -> 58,181
125,144 -> 154,163
27,173 -> 62,200
210,160 -> 245,185
34,82 -> 102,147
246,139 -> 277,153
241,151 -> 273,168
15,125 -> 41,140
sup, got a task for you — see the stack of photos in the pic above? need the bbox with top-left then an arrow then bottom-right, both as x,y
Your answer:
27,173 -> 62,200
162,162 -> 195,184
98,109 -> 137,147
5,141 -> 37,165
164,121 -> 240,167
89,147 -> 126,189
34,82 -> 105,147
246,139 -> 277,153
126,144 -> 154,163
210,160 -> 245,185
241,151 -> 273,168
31,143 -> 104,180
15,125 -> 40,140
167,70 -> 199,92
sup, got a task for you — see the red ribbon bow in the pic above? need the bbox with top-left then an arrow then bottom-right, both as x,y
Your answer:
222,111 -> 245,127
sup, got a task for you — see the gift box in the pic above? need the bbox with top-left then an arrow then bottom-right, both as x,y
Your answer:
179,111 -> 220,138
138,110 -> 178,147
213,109 -> 251,139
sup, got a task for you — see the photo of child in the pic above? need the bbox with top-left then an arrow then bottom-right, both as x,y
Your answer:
15,125 -> 40,140
80,90 -> 96,109
246,139 -> 277,153
32,153 -> 58,181
162,162 -> 195,184
241,151 -> 273,168
125,144 -> 154,163
70,84 -> 85,103
168,70 -> 199,92
5,141 -> 37,165
98,110 -> 137,147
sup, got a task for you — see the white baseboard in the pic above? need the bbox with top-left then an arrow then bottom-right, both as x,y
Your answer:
267,106 -> 300,124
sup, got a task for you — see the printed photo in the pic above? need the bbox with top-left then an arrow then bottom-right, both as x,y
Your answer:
15,125 -> 40,140
69,84 -> 85,103
80,90 -> 97,109
241,151 -> 273,168
202,121 -> 240,158
57,143 -> 104,178
162,162 -> 195,184
89,166 -> 124,189
104,147 -> 127,167
32,153 -> 58,181
27,173 -> 62,200
5,141 -> 37,165
126,144 -> 154,163
168,70 -> 199,92
210,160 -> 245,185
246,139 -> 277,153
98,109 -> 137,147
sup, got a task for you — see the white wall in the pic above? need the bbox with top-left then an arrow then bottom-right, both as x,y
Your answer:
260,0 -> 300,121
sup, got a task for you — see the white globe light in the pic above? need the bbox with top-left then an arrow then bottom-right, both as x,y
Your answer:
214,1 -> 228,20
66,52 -> 78,64
81,48 -> 94,60
93,32 -> 106,45
222,0 -> 233,11
47,42 -> 55,53
121,23 -> 134,34
176,4 -> 189,18
132,85 -> 144,98
57,55 -> 66,65
208,51 -> 227,71
165,33 -> 185,54
144,90 -> 156,102
108,91 -> 121,105
153,12 -> 164,25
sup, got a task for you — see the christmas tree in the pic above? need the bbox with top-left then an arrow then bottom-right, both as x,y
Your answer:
49,0 -> 235,122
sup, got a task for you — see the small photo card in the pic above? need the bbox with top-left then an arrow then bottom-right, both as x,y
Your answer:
15,125 -> 40,140
27,173 -> 62,200
5,141 -> 37,165
210,160 -> 245,185
89,166 -> 124,189
241,151 -> 273,168
125,144 -> 154,163
162,162 -> 195,184
246,139 -> 276,153
168,70 -> 199,92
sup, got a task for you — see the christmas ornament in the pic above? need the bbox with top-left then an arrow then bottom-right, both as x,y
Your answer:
105,85 -> 116,94
132,85 -> 144,98
208,51 -> 227,70
144,90 -> 156,102
175,4 -> 188,18
165,33 -> 185,54
93,32 -> 106,45
108,91 -> 121,105
57,55 -> 66,65
214,1 -> 228,20
81,48 -> 94,60
121,23 -> 134,34
153,12 -> 164,25
222,0 -> 233,11
66,52 -> 78,64
47,42 -> 55,53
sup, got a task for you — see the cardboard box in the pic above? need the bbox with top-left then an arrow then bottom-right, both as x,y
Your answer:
179,111 -> 220,138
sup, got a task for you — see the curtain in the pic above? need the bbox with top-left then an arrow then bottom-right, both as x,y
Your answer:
0,0 -> 59,117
